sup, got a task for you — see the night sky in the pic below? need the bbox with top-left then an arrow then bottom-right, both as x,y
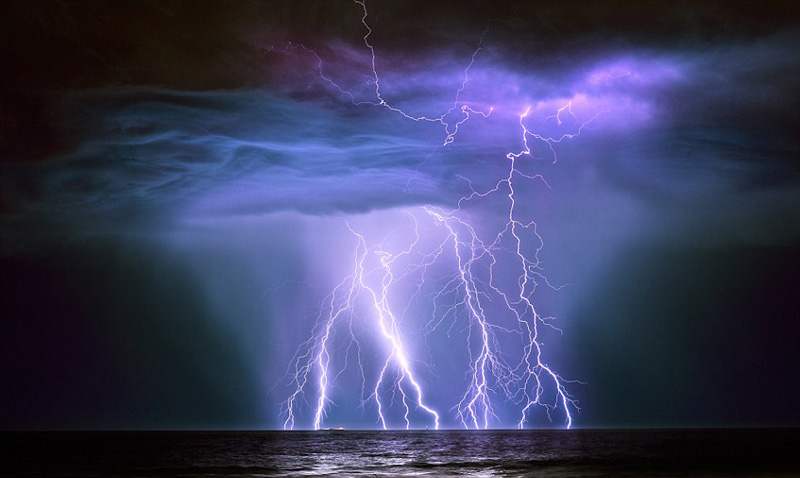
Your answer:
2,0 -> 799,430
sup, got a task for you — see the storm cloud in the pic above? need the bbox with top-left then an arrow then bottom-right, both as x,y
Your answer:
1,0 -> 799,429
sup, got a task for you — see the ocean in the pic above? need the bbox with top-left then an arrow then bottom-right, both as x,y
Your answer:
2,428 -> 798,477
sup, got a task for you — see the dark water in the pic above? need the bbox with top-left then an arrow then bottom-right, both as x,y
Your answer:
2,429 -> 798,477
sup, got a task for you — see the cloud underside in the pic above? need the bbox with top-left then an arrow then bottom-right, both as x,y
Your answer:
0,28 -> 798,240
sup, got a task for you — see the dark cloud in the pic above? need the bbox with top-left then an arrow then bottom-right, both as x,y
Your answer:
5,30 -> 800,242
2,88 -> 452,235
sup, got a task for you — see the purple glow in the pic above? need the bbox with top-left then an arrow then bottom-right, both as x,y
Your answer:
2,0 -> 798,434
278,0 -> 613,430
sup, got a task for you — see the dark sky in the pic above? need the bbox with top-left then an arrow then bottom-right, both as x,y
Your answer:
1,0 -> 799,430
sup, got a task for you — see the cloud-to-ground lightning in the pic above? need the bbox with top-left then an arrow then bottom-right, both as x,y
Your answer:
283,219 -> 440,430
281,0 -> 597,430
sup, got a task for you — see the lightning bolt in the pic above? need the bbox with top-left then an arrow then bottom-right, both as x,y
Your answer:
356,223 -> 440,431
280,0 -> 599,430
283,219 -> 439,430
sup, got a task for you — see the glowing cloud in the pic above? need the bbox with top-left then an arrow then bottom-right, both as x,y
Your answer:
278,0 -> 609,430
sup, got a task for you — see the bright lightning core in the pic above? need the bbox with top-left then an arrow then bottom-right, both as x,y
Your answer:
280,0 -> 593,431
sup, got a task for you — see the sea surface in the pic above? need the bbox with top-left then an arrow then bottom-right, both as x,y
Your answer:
2,428 -> 798,477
